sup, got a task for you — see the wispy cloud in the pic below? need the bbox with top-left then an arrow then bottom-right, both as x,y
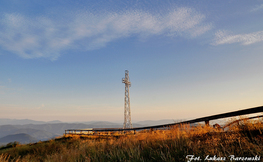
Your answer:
0,8 -> 211,60
37,104 -> 45,109
213,30 -> 263,46
251,4 -> 263,12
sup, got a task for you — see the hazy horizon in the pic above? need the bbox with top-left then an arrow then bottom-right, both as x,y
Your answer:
0,117 -> 176,124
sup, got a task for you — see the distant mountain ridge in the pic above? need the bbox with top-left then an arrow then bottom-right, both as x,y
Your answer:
0,118 -> 62,125
0,133 -> 37,146
0,125 -> 58,141
0,118 -> 177,126
0,122 -> 144,142
0,118 -> 179,145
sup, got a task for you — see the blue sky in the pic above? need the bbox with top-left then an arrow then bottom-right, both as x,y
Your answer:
0,0 -> 263,122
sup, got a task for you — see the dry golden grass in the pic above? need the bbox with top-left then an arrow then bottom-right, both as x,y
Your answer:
0,117 -> 262,162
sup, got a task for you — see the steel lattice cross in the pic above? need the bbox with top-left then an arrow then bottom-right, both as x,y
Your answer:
122,70 -> 133,129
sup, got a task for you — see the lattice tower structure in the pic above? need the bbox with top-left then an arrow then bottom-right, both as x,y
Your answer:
122,70 -> 133,129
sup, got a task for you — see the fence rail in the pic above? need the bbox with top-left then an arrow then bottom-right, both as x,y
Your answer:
65,106 -> 263,135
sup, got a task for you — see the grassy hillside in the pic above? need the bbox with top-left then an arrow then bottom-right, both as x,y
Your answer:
0,117 -> 262,162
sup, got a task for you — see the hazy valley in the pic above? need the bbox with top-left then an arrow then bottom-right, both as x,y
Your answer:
0,118 -> 174,145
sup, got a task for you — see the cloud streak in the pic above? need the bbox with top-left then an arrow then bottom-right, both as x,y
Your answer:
0,8 -> 211,60
251,4 -> 263,12
213,30 -> 263,46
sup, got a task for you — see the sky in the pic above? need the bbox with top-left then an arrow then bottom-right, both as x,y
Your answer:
0,0 -> 263,122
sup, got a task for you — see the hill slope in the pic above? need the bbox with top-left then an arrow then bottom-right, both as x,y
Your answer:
0,133 -> 37,145
0,119 -> 262,161
0,125 -> 58,141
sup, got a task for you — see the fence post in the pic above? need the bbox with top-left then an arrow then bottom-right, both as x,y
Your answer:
205,120 -> 209,126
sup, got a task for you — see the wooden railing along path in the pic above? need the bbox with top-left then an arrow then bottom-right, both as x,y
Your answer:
65,106 -> 263,135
